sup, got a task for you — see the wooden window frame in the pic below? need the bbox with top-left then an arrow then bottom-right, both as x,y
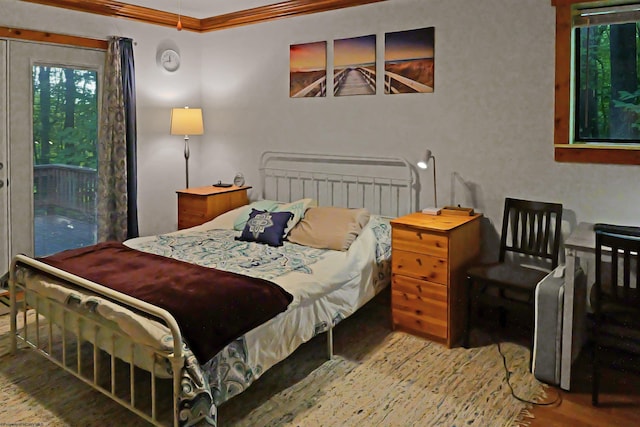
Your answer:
552,0 -> 640,165
0,27 -> 107,50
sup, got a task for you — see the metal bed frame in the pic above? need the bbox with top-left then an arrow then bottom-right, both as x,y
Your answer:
260,151 -> 416,218
9,151 -> 417,427
10,258 -> 183,425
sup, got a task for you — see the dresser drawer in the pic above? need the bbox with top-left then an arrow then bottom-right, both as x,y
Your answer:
392,249 -> 448,285
392,226 -> 448,258
391,275 -> 448,340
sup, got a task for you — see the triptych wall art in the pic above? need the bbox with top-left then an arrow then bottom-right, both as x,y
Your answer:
289,27 -> 434,98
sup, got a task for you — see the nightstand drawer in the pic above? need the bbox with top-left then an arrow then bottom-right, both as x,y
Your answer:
392,226 -> 448,258
392,249 -> 448,285
392,276 -> 448,339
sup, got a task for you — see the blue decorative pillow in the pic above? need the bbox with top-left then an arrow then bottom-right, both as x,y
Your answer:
233,200 -> 281,231
236,209 -> 293,247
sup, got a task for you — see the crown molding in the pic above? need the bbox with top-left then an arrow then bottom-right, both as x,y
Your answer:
200,0 -> 386,32
21,0 -> 387,33
21,0 -> 201,31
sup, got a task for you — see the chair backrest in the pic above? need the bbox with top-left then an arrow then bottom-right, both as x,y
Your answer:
499,197 -> 563,269
594,224 -> 640,309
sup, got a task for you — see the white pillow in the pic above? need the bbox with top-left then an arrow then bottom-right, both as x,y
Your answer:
272,198 -> 317,236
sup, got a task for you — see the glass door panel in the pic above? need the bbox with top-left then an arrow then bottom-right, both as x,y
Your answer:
32,66 -> 98,256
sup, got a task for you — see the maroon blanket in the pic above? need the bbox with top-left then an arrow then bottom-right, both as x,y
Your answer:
35,242 -> 293,363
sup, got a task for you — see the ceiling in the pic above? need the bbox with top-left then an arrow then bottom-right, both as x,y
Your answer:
21,0 -> 388,33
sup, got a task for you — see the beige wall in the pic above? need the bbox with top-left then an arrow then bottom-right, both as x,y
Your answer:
2,0 -> 640,248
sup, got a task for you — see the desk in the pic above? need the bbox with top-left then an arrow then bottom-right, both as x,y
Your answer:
561,222 -> 595,390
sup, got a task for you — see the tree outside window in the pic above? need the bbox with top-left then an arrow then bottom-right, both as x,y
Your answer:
575,21 -> 640,143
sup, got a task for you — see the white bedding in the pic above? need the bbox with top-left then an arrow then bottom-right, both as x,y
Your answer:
125,206 -> 391,395
14,204 -> 392,424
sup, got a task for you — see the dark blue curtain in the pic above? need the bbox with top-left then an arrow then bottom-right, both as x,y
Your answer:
119,38 -> 139,239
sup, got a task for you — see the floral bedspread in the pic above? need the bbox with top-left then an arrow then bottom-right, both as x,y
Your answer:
131,229 -> 327,281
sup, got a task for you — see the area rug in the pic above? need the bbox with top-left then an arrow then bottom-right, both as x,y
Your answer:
0,293 -> 545,426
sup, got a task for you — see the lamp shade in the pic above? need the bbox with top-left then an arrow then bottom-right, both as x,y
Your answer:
170,107 -> 204,135
417,149 -> 433,169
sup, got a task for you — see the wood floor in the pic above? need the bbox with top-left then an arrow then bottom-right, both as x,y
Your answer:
473,309 -> 640,427
529,346 -> 640,427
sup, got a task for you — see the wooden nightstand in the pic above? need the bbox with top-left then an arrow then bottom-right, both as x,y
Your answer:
176,185 -> 251,230
390,212 -> 482,347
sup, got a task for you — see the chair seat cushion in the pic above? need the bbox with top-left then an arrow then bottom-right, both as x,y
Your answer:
467,263 -> 549,293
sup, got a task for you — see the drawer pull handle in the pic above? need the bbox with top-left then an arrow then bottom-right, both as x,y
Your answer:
416,232 -> 423,240
416,258 -> 422,266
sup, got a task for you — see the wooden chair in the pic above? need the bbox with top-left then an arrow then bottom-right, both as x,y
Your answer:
591,224 -> 640,406
463,198 -> 563,354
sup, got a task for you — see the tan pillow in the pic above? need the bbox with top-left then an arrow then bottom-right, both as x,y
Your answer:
287,206 -> 371,251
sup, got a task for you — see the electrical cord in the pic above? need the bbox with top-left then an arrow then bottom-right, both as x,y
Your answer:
496,340 -> 562,406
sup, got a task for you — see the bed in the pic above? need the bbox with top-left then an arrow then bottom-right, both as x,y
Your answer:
9,151 -> 417,427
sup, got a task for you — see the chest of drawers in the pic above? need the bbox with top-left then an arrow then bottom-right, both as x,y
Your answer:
390,213 -> 481,347
177,185 -> 251,230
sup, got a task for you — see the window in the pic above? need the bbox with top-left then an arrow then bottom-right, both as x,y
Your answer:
553,0 -> 640,164
575,5 -> 640,143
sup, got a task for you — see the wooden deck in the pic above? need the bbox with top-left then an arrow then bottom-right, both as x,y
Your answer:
34,214 -> 96,257
31,164 -> 97,256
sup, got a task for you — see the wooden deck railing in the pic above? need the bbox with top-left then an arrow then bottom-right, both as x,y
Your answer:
33,164 -> 97,221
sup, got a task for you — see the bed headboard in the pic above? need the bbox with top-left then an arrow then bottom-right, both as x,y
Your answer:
259,151 -> 417,217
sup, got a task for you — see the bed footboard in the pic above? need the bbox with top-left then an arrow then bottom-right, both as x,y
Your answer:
9,255 -> 187,427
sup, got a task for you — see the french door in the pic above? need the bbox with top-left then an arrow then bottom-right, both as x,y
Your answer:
2,40 -> 104,278
0,40 -> 8,282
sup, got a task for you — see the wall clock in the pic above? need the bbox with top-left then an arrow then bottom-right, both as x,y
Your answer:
160,49 -> 180,72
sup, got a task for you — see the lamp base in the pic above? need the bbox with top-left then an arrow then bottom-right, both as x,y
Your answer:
421,207 -> 441,215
